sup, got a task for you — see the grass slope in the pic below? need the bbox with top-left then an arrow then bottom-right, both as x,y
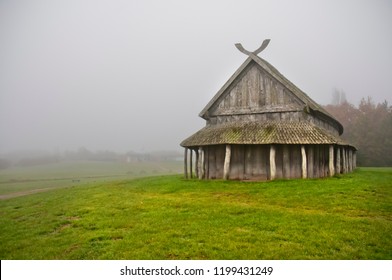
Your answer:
0,168 -> 391,259
0,160 -> 182,196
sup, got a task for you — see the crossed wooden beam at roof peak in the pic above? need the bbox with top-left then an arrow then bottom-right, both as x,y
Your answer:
235,39 -> 271,56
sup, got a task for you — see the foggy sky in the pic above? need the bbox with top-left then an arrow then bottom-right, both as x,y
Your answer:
1,0 -> 391,154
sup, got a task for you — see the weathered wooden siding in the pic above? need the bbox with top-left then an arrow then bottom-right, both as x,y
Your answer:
204,61 -> 341,136
225,145 -> 271,180
207,111 -> 340,136
221,144 -> 303,180
204,145 -> 225,179
211,64 -> 303,115
305,144 -> 331,178
270,145 -> 302,179
229,145 -> 244,180
197,144 -> 356,180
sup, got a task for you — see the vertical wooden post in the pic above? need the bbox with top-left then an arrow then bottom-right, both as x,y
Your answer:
184,148 -> 188,179
329,145 -> 335,177
195,149 -> 199,179
348,149 -> 353,172
342,147 -> 346,174
270,145 -> 276,180
301,145 -> 307,179
336,147 -> 341,174
353,150 -> 357,169
223,144 -> 231,180
189,149 -> 193,178
205,147 -> 209,179
199,147 -> 204,179
345,148 -> 349,173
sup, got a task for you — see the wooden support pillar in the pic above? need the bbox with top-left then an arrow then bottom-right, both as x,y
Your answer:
342,147 -> 346,174
348,149 -> 353,172
199,147 -> 204,179
270,145 -> 276,180
329,145 -> 335,177
336,147 -> 341,174
301,145 -> 307,179
184,148 -> 188,179
189,149 -> 193,178
223,144 -> 231,180
344,148 -> 349,173
353,151 -> 357,169
205,148 -> 209,179
195,149 -> 199,179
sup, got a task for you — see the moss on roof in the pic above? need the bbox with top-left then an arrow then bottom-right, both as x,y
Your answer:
181,121 -> 352,148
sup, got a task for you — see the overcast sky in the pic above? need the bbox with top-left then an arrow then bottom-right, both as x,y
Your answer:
1,0 -> 391,154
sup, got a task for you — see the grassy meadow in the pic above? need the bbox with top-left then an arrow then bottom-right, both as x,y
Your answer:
0,164 -> 391,260
0,160 -> 182,198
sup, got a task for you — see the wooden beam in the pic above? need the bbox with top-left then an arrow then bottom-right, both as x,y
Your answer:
342,147 -> 346,174
270,145 -> 276,180
199,147 -> 204,179
336,147 -> 341,174
353,151 -> 357,169
329,145 -> 335,177
195,149 -> 199,179
223,144 -> 231,180
189,149 -> 193,178
345,148 -> 349,173
205,147 -> 209,179
184,148 -> 188,179
301,145 -> 307,179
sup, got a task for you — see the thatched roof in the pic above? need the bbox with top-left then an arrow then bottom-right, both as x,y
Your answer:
199,54 -> 344,135
181,121 -> 352,148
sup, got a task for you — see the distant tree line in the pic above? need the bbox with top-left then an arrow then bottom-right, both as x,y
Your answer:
324,92 -> 392,167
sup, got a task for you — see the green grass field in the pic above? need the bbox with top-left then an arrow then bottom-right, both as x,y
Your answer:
0,160 -> 182,197
0,165 -> 391,260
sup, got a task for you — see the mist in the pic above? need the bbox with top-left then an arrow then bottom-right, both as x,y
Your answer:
1,0 -> 391,154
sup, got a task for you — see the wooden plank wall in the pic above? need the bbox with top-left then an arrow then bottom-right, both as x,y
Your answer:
243,145 -> 269,180
307,145 -> 331,178
205,145 -> 225,179
228,144 -> 302,180
307,145 -> 314,178
213,64 -> 302,115
209,112 -> 340,137
202,144 -> 354,180
230,145 -> 245,180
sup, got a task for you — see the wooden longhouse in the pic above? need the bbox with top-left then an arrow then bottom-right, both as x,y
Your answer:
180,40 -> 356,180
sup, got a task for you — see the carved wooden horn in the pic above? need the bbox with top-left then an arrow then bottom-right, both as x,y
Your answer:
235,39 -> 271,56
